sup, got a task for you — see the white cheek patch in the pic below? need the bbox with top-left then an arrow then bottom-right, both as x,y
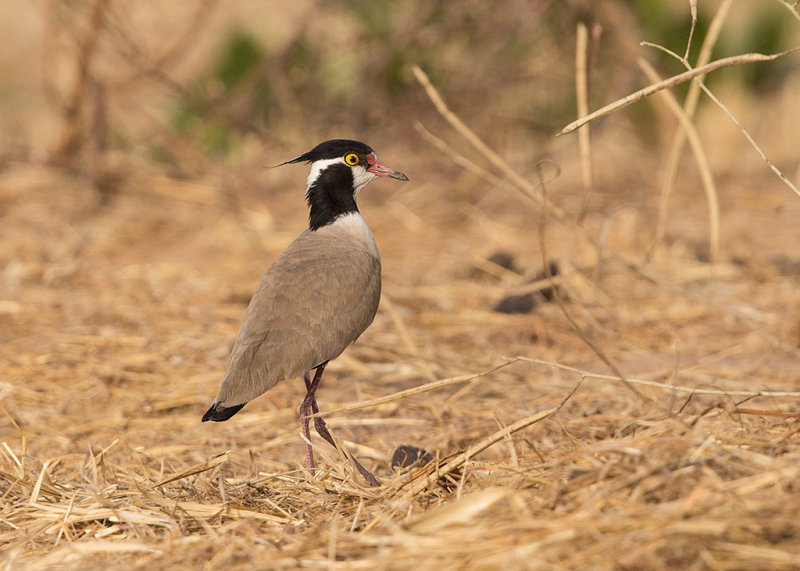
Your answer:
305,157 -> 377,196
351,166 -> 377,196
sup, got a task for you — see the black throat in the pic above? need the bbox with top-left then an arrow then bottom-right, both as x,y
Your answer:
307,163 -> 359,231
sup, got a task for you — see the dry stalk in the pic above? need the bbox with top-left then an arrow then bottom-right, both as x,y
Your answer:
516,356 -> 800,398
310,360 -> 520,419
639,58 -> 720,262
391,407 -> 558,500
0,406 -> 26,477
558,47 -> 800,137
575,21 -> 594,210
413,120 -> 503,187
642,41 -> 800,199
777,0 -> 800,22
82,438 -> 120,471
684,0 -> 698,61
411,65 -> 568,221
652,0 -> 732,256
151,451 -> 231,488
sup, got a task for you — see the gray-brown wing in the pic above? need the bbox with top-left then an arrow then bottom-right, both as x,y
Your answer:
211,229 -> 381,408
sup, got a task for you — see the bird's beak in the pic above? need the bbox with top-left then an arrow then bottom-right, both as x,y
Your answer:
367,161 -> 409,181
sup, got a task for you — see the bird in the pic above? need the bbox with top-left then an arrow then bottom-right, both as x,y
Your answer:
202,139 -> 408,487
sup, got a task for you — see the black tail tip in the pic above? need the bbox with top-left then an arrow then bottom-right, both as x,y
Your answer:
202,403 -> 245,422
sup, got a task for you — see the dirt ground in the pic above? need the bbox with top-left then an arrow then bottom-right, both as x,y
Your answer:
1,2 -> 799,569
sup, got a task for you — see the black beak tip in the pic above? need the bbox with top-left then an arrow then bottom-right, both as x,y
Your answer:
391,171 -> 410,182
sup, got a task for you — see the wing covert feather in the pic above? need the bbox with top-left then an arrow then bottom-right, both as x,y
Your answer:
212,227 -> 380,408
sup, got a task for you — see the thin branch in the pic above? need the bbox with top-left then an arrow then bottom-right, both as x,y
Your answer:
557,47 -> 800,137
391,407 -> 558,499
516,357 -> 800,398
643,42 -> 800,199
652,0 -> 732,257
312,360 -> 520,419
151,451 -> 230,488
413,121 -> 503,187
684,0 -> 698,61
639,58 -> 720,262
411,65 -> 568,221
776,0 -> 800,22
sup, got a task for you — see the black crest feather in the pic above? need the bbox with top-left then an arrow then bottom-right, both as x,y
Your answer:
279,139 -> 374,166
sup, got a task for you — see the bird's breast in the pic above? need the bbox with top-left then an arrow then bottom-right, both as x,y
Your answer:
327,212 -> 380,260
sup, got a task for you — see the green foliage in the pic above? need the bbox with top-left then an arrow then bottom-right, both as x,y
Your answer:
633,0 -> 795,92
214,32 -> 264,89
729,5 -> 795,89
171,30 -> 271,157
167,2 -> 798,159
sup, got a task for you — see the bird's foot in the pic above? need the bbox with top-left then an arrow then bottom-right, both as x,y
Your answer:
312,415 -> 380,487
301,366 -> 380,487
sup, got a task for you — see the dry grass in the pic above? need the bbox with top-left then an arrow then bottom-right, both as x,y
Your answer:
2,1 -> 800,569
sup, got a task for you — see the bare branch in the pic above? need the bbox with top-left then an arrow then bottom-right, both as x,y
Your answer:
557,47 -> 800,137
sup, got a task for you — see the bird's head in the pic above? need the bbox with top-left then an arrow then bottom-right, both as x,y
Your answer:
280,139 -> 409,197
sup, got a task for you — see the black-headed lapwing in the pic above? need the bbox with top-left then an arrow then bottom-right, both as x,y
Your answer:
202,139 -> 408,487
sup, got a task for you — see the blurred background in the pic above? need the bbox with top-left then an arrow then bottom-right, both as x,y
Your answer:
1,1 -> 797,175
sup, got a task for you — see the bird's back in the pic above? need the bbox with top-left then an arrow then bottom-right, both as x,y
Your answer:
211,220 -> 381,409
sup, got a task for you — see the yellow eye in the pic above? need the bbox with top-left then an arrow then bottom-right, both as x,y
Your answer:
344,153 -> 359,165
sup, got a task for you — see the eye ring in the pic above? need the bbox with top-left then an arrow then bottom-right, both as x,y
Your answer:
344,153 -> 360,166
